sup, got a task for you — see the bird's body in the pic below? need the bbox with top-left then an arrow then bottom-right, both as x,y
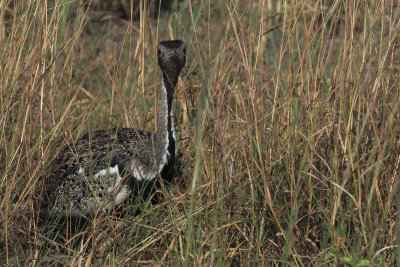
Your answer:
42,40 -> 186,217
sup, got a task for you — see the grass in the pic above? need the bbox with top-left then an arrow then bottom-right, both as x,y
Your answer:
1,0 -> 399,265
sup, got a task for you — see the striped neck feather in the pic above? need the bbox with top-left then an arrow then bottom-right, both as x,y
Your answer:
155,73 -> 177,170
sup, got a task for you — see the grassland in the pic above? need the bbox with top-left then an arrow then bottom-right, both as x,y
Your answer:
1,0 -> 399,265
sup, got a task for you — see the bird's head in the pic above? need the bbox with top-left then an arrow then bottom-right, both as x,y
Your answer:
157,40 -> 186,78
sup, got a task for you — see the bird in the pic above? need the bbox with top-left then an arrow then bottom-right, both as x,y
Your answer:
42,40 -> 186,217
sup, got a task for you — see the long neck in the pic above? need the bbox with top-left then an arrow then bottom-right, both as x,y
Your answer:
155,71 -> 178,166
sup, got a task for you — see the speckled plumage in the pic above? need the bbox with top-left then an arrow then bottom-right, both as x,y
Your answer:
52,129 -> 154,179
42,40 -> 186,217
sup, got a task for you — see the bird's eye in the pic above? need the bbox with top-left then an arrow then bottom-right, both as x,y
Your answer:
157,48 -> 161,56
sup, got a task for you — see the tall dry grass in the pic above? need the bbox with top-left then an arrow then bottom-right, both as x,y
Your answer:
0,0 -> 399,265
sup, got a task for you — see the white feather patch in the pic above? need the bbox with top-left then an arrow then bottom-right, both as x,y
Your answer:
64,165 -> 131,216
78,167 -> 84,175
131,160 -> 158,181
170,105 -> 177,154
94,165 -> 119,178
97,165 -> 131,207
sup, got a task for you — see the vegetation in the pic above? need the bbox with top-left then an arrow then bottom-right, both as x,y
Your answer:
1,0 -> 399,265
